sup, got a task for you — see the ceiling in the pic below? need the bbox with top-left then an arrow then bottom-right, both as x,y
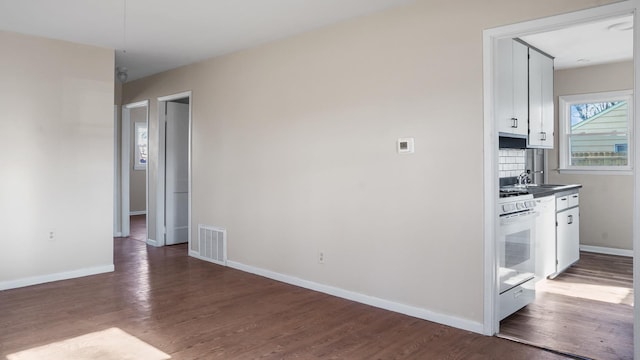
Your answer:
521,14 -> 634,70
0,0 -> 414,81
0,2 -> 632,80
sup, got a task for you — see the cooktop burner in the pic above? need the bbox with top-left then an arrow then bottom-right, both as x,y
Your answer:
499,188 -> 529,198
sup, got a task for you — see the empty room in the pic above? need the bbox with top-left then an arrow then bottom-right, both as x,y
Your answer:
1,1 -> 638,359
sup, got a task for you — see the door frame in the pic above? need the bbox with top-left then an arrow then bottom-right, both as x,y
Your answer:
114,106 -> 121,237
482,1 -> 639,355
121,100 -> 150,239
156,91 -> 192,247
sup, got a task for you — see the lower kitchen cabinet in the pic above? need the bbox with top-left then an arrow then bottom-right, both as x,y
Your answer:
556,195 -> 580,274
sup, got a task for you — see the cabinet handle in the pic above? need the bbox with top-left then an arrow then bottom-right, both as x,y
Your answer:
511,118 -> 518,128
514,288 -> 524,298
568,214 -> 573,225
572,195 -> 578,198
560,197 -> 567,201
541,132 -> 547,141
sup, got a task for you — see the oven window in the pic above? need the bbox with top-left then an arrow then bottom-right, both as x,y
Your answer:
505,229 -> 531,268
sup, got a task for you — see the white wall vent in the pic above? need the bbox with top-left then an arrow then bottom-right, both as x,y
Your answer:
194,224 -> 227,266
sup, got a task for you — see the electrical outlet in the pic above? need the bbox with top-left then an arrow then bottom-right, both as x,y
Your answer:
48,231 -> 55,241
318,251 -> 325,264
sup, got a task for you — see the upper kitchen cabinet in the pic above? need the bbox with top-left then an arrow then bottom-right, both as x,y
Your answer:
496,39 -> 529,137
528,48 -> 554,149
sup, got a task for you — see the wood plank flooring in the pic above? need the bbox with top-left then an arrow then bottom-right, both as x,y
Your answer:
1,229 -> 572,359
499,252 -> 634,360
128,214 -> 147,242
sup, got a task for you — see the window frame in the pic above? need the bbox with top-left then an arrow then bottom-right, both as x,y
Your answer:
558,89 -> 633,174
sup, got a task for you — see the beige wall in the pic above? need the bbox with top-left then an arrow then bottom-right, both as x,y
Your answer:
0,31 -> 114,286
549,61 -> 633,250
129,106 -> 147,213
123,0 -> 616,327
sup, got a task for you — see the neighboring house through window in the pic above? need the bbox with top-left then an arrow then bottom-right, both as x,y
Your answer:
558,90 -> 633,173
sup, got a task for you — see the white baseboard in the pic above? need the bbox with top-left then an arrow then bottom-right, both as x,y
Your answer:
0,265 -> 115,291
580,245 -> 633,257
129,210 -> 147,216
113,232 -> 123,237
226,260 -> 484,335
146,238 -> 160,247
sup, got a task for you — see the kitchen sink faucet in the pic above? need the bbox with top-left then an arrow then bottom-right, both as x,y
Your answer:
517,171 -> 530,185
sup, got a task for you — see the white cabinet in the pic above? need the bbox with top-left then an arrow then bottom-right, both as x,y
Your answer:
535,196 -> 556,279
556,192 -> 579,211
495,40 -> 554,148
528,48 -> 554,149
555,193 -> 580,274
496,39 -> 529,137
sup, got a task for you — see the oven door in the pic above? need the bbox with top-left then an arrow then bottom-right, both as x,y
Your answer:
498,211 -> 537,294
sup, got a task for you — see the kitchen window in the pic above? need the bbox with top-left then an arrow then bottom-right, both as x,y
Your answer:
558,90 -> 633,173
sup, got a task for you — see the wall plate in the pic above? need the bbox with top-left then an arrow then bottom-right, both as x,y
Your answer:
397,138 -> 415,154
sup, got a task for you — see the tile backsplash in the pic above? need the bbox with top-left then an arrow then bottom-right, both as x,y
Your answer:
499,149 -> 526,178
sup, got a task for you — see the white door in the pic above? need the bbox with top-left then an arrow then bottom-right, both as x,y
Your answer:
165,101 -> 189,245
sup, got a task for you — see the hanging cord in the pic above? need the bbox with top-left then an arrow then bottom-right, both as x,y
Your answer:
122,0 -> 127,53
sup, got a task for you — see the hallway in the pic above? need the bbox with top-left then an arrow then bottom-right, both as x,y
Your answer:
128,215 -> 146,242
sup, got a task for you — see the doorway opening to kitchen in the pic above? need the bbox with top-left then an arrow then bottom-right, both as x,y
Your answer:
483,2 -> 637,359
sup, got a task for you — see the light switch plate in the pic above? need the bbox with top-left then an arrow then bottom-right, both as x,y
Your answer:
397,138 -> 414,154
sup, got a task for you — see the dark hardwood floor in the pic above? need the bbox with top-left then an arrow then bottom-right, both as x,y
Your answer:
500,252 -> 634,360
1,227 -> 572,359
128,214 -> 147,242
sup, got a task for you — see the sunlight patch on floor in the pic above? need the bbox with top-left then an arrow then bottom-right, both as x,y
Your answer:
6,327 -> 170,360
537,279 -> 634,306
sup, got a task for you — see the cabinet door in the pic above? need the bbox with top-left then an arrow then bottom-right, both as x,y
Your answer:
541,54 -> 554,146
556,207 -> 580,274
528,49 -> 554,149
496,39 -> 528,137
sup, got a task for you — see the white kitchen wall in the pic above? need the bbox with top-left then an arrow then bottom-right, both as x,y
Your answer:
499,149 -> 526,178
549,61 -> 633,251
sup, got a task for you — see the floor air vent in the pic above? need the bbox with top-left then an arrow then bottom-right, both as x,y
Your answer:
194,225 -> 227,266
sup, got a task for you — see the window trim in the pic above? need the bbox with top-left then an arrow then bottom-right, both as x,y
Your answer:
558,89 -> 633,173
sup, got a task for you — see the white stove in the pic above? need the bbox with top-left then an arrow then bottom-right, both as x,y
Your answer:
497,192 -> 537,320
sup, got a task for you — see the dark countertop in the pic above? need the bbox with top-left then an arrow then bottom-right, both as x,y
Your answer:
502,184 -> 582,198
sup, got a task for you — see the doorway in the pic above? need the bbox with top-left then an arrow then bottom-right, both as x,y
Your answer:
156,92 -> 192,247
121,100 -> 149,242
482,2 -> 639,359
